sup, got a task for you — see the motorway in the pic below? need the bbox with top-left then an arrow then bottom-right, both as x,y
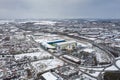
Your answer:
31,31 -> 120,80
53,32 -> 120,79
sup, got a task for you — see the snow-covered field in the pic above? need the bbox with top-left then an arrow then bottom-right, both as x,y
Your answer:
34,21 -> 57,25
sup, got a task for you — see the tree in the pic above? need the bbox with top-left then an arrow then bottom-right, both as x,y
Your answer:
26,69 -> 32,78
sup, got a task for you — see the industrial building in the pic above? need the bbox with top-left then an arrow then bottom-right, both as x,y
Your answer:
62,55 -> 80,64
55,66 -> 79,79
41,42 -> 56,50
41,39 -> 65,50
55,41 -> 77,51
40,72 -> 63,80
47,39 -> 65,44
41,39 -> 77,52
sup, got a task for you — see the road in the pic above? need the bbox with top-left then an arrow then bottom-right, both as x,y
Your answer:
32,31 -> 120,80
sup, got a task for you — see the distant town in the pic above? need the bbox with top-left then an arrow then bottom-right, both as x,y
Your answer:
0,19 -> 120,80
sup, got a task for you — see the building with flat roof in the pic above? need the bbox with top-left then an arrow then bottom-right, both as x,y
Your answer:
41,72 -> 63,80
55,41 -> 77,51
40,39 -> 65,50
41,42 -> 55,50
47,39 -> 65,44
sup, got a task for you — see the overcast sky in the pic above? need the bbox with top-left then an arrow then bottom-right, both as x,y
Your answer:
0,0 -> 120,19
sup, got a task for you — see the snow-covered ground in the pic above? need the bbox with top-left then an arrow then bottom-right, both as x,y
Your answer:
77,42 -> 89,47
105,65 -> 118,71
79,66 -> 104,71
115,56 -> 120,59
41,72 -> 58,80
33,34 -> 62,43
116,60 -> 120,68
95,52 -> 110,63
15,51 -> 52,60
90,72 -> 100,77
0,69 -> 4,78
0,20 -> 14,24
83,48 -> 94,53
31,58 -> 64,73
34,21 -> 57,25
76,73 -> 97,80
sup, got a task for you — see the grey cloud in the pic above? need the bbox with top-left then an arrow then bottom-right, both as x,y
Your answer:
0,0 -> 120,19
